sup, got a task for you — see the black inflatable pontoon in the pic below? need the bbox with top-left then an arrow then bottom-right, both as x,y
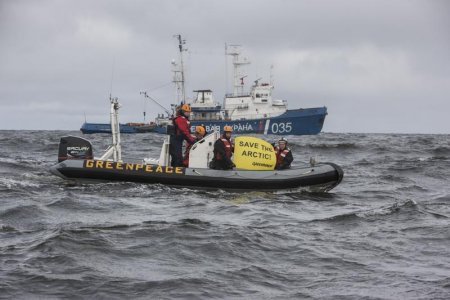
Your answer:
50,158 -> 343,192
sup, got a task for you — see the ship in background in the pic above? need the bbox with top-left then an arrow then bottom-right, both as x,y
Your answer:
81,36 -> 327,135
80,120 -> 156,134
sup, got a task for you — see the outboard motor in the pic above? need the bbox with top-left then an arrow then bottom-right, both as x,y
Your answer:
58,136 -> 93,162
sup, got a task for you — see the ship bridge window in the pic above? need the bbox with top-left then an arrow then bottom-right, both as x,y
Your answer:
262,99 -> 268,102
256,94 -> 261,98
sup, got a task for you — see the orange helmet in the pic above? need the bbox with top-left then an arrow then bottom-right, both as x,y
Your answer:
181,104 -> 191,112
223,125 -> 233,132
195,126 -> 206,136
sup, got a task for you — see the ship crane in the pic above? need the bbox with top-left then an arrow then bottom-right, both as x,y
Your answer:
140,91 -> 172,117
254,77 -> 262,86
240,75 -> 247,86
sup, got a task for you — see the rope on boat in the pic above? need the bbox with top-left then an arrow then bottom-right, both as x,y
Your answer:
191,167 -> 315,180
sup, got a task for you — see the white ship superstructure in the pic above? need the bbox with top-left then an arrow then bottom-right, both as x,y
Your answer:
190,89 -> 223,121
223,80 -> 287,120
190,44 -> 287,121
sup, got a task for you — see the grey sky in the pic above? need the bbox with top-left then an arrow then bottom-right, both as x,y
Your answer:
1,0 -> 449,133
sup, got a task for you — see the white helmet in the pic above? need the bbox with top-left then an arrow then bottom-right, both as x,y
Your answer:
278,137 -> 288,144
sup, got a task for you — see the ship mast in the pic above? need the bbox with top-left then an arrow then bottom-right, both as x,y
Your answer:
226,45 -> 250,96
173,34 -> 187,104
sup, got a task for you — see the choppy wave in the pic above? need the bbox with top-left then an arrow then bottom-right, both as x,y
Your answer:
1,131 -> 449,299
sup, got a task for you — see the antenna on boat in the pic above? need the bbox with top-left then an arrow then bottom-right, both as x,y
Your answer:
226,45 -> 250,96
99,95 -> 122,162
109,57 -> 115,100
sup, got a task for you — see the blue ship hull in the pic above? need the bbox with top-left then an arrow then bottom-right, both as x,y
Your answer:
80,123 -> 155,134
81,107 -> 327,136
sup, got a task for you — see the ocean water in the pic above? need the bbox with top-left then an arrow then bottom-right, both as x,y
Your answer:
0,130 -> 449,299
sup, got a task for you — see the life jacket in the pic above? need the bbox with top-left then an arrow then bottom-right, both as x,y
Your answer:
215,138 -> 233,160
275,147 -> 290,167
172,115 -> 191,140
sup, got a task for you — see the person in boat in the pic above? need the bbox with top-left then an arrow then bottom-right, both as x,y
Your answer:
210,126 -> 235,170
183,125 -> 206,167
169,104 -> 196,167
274,137 -> 293,170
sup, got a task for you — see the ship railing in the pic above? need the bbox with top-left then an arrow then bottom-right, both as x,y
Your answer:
225,93 -> 251,98
191,106 -> 222,111
230,112 -> 281,120
272,101 -> 287,107
225,103 -> 249,109
191,116 -> 223,121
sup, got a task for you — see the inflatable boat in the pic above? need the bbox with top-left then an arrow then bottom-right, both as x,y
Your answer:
50,158 -> 343,191
50,98 -> 343,191
50,133 -> 343,191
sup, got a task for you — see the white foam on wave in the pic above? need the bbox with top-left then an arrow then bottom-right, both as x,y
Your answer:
0,177 -> 41,189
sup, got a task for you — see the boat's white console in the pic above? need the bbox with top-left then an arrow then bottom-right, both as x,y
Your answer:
142,131 -> 219,168
188,131 -> 220,168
